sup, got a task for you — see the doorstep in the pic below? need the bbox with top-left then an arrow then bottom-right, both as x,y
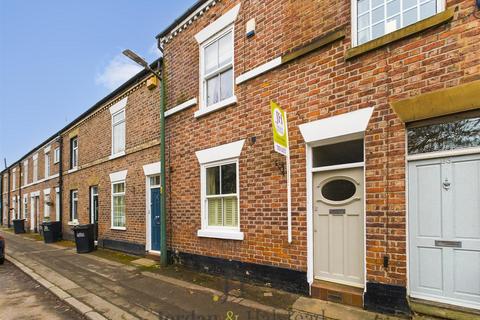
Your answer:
409,297 -> 480,320
311,280 -> 364,308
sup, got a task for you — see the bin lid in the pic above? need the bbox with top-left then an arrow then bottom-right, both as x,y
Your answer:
72,224 -> 93,230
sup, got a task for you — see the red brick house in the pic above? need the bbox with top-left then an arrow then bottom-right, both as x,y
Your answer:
1,0 -> 479,316
155,0 -> 480,315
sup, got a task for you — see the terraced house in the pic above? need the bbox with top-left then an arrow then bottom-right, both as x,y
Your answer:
1,0 -> 479,317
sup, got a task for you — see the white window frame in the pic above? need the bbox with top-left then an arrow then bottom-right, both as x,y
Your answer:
55,187 -> 60,221
23,194 -> 28,220
44,153 -> 50,178
44,188 -> 51,218
54,147 -> 60,164
195,139 -> 245,240
109,98 -> 127,159
194,4 -> 240,118
351,0 -> 446,47
198,27 -> 235,111
33,154 -> 38,182
23,160 -> 28,186
71,137 -> 78,169
111,181 -> 126,230
70,190 -> 78,223
12,168 -> 16,191
111,109 -> 126,157
109,169 -> 127,230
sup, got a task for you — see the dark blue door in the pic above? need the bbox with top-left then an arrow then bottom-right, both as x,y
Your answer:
150,188 -> 161,251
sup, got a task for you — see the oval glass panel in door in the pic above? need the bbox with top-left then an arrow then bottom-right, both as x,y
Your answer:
321,179 -> 356,202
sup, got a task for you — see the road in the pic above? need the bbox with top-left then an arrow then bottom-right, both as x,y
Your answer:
0,259 -> 86,320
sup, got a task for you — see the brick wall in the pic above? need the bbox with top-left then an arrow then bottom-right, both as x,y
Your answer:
161,0 -> 480,289
60,77 -> 160,245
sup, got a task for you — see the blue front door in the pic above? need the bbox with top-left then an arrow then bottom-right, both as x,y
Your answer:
150,187 -> 161,251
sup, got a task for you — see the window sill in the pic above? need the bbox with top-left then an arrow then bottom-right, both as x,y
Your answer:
109,151 -> 126,160
346,7 -> 454,60
194,95 -> 237,118
197,229 -> 244,240
111,226 -> 126,231
67,167 -> 78,174
67,220 -> 79,226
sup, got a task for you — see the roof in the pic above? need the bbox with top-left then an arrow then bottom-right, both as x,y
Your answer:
0,58 -> 162,175
155,0 -> 210,41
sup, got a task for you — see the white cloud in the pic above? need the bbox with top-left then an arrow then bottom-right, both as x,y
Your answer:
148,42 -> 162,58
95,55 -> 143,90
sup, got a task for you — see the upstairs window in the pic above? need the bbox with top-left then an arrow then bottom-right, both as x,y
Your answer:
354,0 -> 443,46
202,29 -> 234,108
45,153 -> 50,178
33,156 -> 38,182
54,147 -> 60,164
23,161 -> 28,186
112,109 -> 126,155
70,137 -> 78,169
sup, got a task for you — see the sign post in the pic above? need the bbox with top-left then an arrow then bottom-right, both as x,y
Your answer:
271,101 -> 292,244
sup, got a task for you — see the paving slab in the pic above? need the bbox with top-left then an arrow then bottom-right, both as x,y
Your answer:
131,258 -> 157,267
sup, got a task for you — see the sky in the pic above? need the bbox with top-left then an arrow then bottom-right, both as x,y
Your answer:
0,0 -> 197,168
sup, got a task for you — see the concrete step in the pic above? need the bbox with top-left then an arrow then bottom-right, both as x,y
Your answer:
409,297 -> 480,320
311,280 -> 364,308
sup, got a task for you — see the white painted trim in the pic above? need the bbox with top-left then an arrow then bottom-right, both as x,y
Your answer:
406,147 -> 480,161
30,191 -> 40,197
312,162 -> 365,172
165,98 -> 197,117
108,151 -> 126,160
68,220 -> 79,226
410,292 -> 480,311
20,173 -> 59,189
32,153 -> 38,161
194,3 -> 241,44
143,162 -> 161,176
235,57 -> 282,84
305,135 -> 368,292
67,167 -> 78,174
109,97 -> 127,114
195,139 -> 245,165
160,0 -> 218,44
197,229 -> 244,240
111,226 -> 126,231
198,23 -> 235,111
44,146 -> 51,153
299,108 -> 374,144
145,177 -> 161,253
53,147 -> 60,164
194,95 -> 237,118
55,187 -> 60,192
43,188 -> 51,195
109,170 -> 127,182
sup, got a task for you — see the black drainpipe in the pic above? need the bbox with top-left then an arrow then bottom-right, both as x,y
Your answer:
58,135 -> 63,234
7,169 -> 11,228
19,163 -> 22,220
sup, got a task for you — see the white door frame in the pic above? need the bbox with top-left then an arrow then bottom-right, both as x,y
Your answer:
90,186 -> 98,224
305,135 -> 367,291
406,148 -> 480,310
143,162 -> 161,254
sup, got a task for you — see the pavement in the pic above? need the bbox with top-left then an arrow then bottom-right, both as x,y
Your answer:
2,230 -> 288,320
1,229 -> 408,320
0,259 -> 86,320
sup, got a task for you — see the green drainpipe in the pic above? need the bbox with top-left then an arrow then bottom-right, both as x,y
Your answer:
160,60 -> 167,266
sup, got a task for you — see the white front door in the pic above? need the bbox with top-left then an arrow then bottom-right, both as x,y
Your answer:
409,154 -> 480,309
313,167 -> 365,287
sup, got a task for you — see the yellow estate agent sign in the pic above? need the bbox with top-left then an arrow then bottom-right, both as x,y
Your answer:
270,101 -> 292,243
271,101 -> 289,156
